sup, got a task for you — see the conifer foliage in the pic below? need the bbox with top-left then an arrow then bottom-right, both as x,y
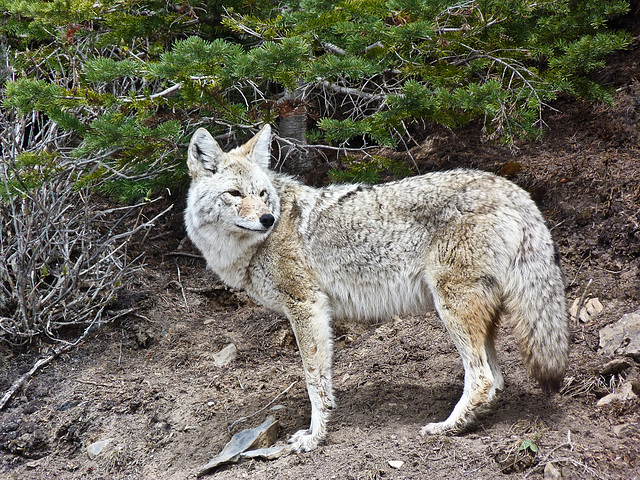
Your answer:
0,0 -> 631,197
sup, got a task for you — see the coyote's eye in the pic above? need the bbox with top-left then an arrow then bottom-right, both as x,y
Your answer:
227,190 -> 242,197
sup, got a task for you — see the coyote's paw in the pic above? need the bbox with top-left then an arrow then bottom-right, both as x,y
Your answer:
419,422 -> 456,436
288,429 -> 321,452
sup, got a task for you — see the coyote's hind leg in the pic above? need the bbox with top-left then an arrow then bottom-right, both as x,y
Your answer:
421,280 -> 503,435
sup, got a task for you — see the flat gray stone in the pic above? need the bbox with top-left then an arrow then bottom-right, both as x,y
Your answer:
197,416 -> 286,477
213,343 -> 237,367
242,445 -> 292,460
599,310 -> 640,358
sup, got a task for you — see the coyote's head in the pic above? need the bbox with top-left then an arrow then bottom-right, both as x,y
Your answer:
185,125 -> 280,243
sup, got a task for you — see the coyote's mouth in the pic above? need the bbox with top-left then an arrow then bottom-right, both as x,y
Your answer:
235,223 -> 271,232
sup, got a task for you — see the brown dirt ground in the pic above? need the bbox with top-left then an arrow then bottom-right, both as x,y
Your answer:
2,21 -> 640,480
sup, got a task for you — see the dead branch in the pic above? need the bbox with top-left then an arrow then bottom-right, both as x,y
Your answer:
0,312 -> 97,410
318,80 -> 388,103
0,161 -> 171,346
0,349 -> 66,410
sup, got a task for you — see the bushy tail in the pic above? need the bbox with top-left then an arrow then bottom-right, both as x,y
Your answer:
505,219 -> 569,393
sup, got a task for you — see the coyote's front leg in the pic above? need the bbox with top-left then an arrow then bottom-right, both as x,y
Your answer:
285,295 -> 335,452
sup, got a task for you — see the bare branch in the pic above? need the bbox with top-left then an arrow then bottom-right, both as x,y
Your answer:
120,82 -> 184,103
0,163 -> 171,346
318,80 -> 387,103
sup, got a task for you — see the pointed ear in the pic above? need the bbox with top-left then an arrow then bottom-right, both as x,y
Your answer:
187,128 -> 225,178
243,124 -> 272,170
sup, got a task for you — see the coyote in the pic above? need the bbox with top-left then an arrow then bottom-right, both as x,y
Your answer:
184,125 -> 569,452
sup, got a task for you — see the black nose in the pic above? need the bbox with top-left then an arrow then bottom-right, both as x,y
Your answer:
260,214 -> 275,228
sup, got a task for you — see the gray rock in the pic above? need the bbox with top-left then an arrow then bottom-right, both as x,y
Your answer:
86,438 -> 115,460
213,343 -> 237,367
599,310 -> 640,358
197,416 -> 288,477
612,422 -> 640,438
544,462 -> 562,480
596,382 -> 637,406
570,297 -> 603,323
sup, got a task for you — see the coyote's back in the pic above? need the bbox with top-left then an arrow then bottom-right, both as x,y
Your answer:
185,125 -> 569,452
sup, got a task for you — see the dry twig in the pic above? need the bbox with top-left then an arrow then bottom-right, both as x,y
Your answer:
0,163 -> 171,346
